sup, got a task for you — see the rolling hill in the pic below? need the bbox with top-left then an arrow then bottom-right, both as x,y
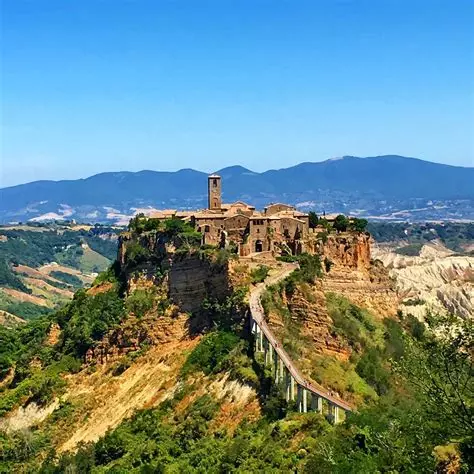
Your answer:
1,155 -> 473,223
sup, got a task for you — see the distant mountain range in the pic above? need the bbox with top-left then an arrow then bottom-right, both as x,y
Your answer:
1,155 -> 473,224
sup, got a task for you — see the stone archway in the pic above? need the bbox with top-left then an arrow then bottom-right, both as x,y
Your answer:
255,240 -> 263,252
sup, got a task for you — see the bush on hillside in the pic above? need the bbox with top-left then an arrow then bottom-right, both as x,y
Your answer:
250,265 -> 270,284
181,331 -> 240,376
56,287 -> 125,358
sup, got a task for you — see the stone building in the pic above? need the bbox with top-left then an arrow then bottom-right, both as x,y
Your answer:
151,175 -> 309,256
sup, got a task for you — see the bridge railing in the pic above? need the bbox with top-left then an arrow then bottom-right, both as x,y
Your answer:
249,264 -> 353,422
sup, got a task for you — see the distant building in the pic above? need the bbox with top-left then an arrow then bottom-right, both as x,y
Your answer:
150,175 -> 309,256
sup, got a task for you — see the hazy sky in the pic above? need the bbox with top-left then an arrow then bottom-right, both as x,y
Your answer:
1,0 -> 473,187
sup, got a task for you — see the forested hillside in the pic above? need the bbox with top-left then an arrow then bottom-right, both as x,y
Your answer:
0,219 -> 471,472
0,224 -> 119,321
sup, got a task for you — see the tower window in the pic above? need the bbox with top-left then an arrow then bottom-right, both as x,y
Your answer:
213,179 -> 218,187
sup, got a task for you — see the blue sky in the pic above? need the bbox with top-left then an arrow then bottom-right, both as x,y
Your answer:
1,0 -> 473,187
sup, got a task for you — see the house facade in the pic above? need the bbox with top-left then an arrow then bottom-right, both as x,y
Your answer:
151,175 -> 309,256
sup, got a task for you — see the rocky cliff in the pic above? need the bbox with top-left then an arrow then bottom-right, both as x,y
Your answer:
118,233 -> 233,313
308,232 -> 398,318
310,232 -> 371,271
168,254 -> 231,313
287,283 -> 349,359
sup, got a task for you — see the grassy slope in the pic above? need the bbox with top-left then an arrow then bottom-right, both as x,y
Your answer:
262,281 -> 393,406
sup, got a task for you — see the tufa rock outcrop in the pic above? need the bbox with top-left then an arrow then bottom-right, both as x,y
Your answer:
309,232 -> 398,317
118,232 -> 233,314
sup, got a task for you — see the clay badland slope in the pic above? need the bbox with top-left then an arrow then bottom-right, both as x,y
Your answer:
373,240 -> 474,319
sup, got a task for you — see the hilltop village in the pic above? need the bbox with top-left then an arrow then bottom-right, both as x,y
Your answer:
149,174 -> 315,256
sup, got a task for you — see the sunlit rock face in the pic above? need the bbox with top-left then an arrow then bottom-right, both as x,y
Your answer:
373,240 -> 474,320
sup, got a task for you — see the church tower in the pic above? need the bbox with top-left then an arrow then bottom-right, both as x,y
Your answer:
208,174 -> 222,210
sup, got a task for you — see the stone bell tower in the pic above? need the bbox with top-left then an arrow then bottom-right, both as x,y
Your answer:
208,174 -> 222,210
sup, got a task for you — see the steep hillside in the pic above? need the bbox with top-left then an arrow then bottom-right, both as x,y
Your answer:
0,219 -> 472,472
373,240 -> 474,319
1,156 -> 473,223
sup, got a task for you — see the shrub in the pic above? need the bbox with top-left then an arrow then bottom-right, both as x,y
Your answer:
57,288 -> 125,358
316,231 -> 328,243
324,257 -> 333,273
250,265 -> 270,284
181,331 -> 240,376
125,242 -> 151,266
351,218 -> 368,232
355,347 -> 391,395
125,288 -> 156,318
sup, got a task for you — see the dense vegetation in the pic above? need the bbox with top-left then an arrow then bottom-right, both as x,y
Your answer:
0,228 -> 117,270
0,221 -> 472,472
308,212 -> 368,233
50,271 -> 83,288
368,221 -> 474,253
0,258 -> 30,293
0,265 -> 125,418
0,226 -> 119,320
249,265 -> 270,284
3,309 -> 467,473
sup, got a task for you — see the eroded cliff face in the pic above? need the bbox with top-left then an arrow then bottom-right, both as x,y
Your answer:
286,283 -> 349,359
309,232 -> 399,318
373,240 -> 474,319
310,232 -> 371,271
168,254 -> 231,313
118,233 -> 233,314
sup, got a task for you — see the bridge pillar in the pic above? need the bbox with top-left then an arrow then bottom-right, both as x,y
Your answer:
259,329 -> 263,353
328,403 -> 342,424
278,357 -> 284,383
290,375 -> 296,401
269,344 -> 273,364
296,385 -> 302,412
285,369 -> 291,401
311,394 -> 323,413
274,354 -> 279,383
250,317 -> 255,334
302,388 -> 308,413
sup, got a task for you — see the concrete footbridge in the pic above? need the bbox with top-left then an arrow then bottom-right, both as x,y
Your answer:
249,262 -> 352,423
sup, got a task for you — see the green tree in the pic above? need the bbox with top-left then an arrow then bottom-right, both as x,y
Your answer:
308,211 -> 319,229
333,215 -> 349,233
396,313 -> 473,444
351,218 -> 368,233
